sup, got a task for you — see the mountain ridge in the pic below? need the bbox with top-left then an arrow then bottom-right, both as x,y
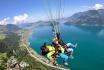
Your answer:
65,9 -> 104,26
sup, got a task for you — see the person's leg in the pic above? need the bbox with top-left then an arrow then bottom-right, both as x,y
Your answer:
63,54 -> 69,65
66,43 -> 77,48
59,53 -> 69,65
67,48 -> 74,59
47,51 -> 57,65
67,48 -> 73,55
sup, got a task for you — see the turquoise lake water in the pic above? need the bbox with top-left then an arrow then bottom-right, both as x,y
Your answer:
29,24 -> 104,70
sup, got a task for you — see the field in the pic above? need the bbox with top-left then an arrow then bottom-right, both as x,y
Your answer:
0,33 -> 5,40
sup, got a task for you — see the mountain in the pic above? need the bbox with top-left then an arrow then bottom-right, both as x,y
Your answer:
6,24 -> 21,32
17,20 -> 55,29
0,24 -> 21,32
17,23 -> 34,28
65,9 -> 104,26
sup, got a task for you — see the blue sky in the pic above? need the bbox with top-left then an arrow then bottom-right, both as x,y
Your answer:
0,0 -> 104,24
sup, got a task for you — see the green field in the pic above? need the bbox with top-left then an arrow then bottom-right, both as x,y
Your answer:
0,33 -> 5,40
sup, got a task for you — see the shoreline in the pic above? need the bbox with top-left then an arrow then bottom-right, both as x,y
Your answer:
20,28 -> 70,70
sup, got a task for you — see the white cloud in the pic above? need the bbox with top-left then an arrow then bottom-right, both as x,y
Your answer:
81,3 -> 104,10
0,17 -> 10,25
94,4 -> 104,10
13,13 -> 29,24
0,13 -> 37,25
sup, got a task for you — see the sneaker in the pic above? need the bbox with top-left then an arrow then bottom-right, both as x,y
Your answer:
74,43 -> 77,48
64,62 -> 68,65
70,55 -> 74,59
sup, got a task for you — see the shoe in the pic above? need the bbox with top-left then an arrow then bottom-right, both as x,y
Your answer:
64,62 -> 68,65
74,43 -> 77,48
70,55 -> 74,59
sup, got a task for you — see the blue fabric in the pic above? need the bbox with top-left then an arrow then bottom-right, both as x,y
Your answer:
59,53 -> 68,62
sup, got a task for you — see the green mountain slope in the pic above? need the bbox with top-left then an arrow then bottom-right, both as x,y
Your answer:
65,9 -> 104,26
0,24 -> 59,70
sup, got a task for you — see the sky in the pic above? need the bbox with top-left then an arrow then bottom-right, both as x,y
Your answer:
0,0 -> 104,25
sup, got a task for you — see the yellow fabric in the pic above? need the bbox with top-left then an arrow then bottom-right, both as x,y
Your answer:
46,51 -> 55,59
46,45 -> 55,59
58,46 -> 65,53
46,45 -> 55,51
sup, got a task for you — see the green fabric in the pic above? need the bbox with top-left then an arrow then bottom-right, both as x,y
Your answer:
46,45 -> 55,59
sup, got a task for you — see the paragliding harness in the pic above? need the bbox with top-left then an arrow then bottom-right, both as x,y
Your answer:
55,32 -> 65,46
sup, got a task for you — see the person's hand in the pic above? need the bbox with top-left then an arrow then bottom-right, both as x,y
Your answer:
58,44 -> 62,47
56,55 -> 60,58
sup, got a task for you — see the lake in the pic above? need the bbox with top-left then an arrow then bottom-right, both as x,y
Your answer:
29,23 -> 104,70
